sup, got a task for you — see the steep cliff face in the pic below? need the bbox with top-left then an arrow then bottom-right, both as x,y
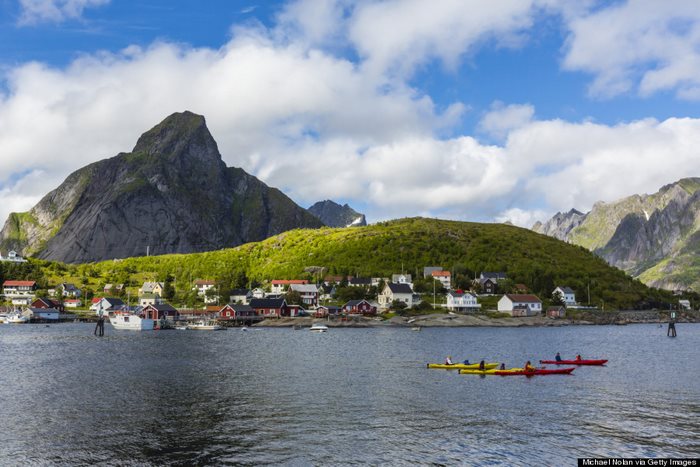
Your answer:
0,111 -> 323,263
531,208 -> 586,241
532,178 -> 700,290
307,200 -> 367,227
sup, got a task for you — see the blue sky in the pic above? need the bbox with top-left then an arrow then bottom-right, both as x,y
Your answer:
2,0 -> 700,227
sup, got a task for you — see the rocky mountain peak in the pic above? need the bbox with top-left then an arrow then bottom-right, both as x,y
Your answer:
308,200 -> 367,227
132,111 -> 221,166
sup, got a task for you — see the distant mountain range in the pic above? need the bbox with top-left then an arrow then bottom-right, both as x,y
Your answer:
533,178 -> 700,291
0,111 -> 324,263
307,200 -> 366,228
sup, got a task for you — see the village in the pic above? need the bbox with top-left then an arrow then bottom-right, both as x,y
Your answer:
1,251 -> 591,325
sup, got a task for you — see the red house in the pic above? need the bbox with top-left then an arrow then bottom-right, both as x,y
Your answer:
219,304 -> 256,320
249,298 -> 289,318
142,303 -> 179,320
32,297 -> 64,312
342,299 -> 377,315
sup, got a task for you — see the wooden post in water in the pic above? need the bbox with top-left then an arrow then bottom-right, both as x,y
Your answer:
667,310 -> 677,338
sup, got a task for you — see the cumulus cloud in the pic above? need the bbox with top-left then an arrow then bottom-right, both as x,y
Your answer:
562,0 -> 700,99
18,0 -> 110,25
478,102 -> 534,140
347,0 -> 537,78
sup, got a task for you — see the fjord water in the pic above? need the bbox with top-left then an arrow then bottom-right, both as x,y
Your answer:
1,324 -> 698,465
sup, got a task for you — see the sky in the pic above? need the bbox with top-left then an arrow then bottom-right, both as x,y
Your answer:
1,0 -> 700,228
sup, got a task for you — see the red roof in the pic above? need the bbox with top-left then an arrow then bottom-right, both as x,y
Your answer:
431,271 -> 451,277
271,280 -> 308,285
3,280 -> 36,287
64,299 -> 81,303
505,294 -> 541,303
92,297 -> 102,303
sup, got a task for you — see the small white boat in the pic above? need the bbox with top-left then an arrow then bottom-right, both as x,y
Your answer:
309,323 -> 329,332
186,320 -> 223,331
411,326 -> 421,331
5,311 -> 29,324
109,311 -> 155,330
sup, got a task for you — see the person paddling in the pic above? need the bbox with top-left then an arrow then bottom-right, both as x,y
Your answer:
575,354 -> 582,361
499,363 -> 506,370
555,352 -> 562,362
462,359 -> 471,365
478,360 -> 486,370
445,356 -> 453,365
524,361 -> 535,372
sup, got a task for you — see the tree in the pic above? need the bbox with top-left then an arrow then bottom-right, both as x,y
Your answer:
285,289 -> 302,306
335,286 -> 365,303
551,290 -> 565,307
390,299 -> 407,311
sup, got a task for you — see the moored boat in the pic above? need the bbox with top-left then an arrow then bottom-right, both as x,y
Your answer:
109,311 -> 155,330
186,320 -> 224,330
309,323 -> 329,332
5,311 -> 29,324
539,359 -> 607,365
427,362 -> 499,370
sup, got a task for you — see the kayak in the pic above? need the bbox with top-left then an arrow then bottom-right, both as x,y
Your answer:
539,359 -> 607,365
459,368 -> 522,375
427,362 -> 499,370
495,367 -> 575,376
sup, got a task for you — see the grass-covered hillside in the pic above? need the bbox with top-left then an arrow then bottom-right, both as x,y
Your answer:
11,217 -> 679,310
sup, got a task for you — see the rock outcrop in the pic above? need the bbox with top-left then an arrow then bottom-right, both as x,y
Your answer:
307,200 -> 366,227
533,178 -> 700,290
0,111 -> 323,263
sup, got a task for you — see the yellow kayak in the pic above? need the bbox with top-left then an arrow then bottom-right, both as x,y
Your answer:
427,362 -> 499,370
459,367 -> 523,375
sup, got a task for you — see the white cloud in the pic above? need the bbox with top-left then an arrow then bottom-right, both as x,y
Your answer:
478,102 -> 534,140
562,0 -> 700,99
347,0 -> 538,78
18,0 -> 110,25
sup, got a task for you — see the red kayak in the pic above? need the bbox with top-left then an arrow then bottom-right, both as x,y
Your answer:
495,367 -> 575,376
539,359 -> 607,365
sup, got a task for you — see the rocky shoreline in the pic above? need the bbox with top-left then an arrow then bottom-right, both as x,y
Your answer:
256,310 -> 700,328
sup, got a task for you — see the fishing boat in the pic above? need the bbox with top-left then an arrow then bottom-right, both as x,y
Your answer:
186,320 -> 223,331
109,311 -> 155,330
5,310 -> 29,324
309,323 -> 329,332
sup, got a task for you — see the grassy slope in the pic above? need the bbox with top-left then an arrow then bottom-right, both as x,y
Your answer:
29,217 -> 672,310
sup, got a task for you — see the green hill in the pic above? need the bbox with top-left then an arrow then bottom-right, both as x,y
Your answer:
12,217 -> 677,311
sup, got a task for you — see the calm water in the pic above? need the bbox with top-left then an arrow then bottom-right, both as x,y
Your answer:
0,323 -> 698,466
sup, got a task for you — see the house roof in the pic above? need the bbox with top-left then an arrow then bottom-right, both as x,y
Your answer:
141,282 -> 164,292
3,280 -> 36,287
505,294 -> 541,303
33,297 -> 60,307
143,303 -> 177,312
481,272 -> 507,280
289,284 -> 319,293
223,304 -> 254,313
344,299 -> 371,307
431,270 -> 451,277
349,277 -> 371,285
448,291 -> 474,298
556,286 -> 575,294
64,299 -> 81,303
102,297 -> 125,307
61,283 -> 79,291
391,274 -> 412,282
317,305 -> 340,311
249,298 -> 287,308
271,280 -> 308,285
387,283 -> 413,294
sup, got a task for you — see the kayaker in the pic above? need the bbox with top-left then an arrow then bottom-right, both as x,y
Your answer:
575,354 -> 582,361
499,363 -> 506,370
462,359 -> 471,365
445,356 -> 453,365
524,361 -> 535,372
478,360 -> 485,370
555,352 -> 562,362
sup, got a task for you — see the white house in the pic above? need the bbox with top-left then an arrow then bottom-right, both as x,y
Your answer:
251,288 -> 266,299
60,283 -> 82,298
431,270 -> 452,290
194,280 -> 218,304
64,299 -> 82,308
3,280 -> 37,302
445,291 -> 480,313
270,280 -> 308,294
139,282 -> 164,297
289,283 -> 319,307
229,289 -> 252,304
498,294 -> 543,317
391,274 -> 412,288
0,250 -> 27,263
553,286 -> 576,306
378,283 -> 414,309
92,297 -> 126,313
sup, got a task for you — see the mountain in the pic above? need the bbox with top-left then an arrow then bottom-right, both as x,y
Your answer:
42,217 -> 672,310
532,178 -> 700,290
307,200 -> 366,227
0,111 -> 323,263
